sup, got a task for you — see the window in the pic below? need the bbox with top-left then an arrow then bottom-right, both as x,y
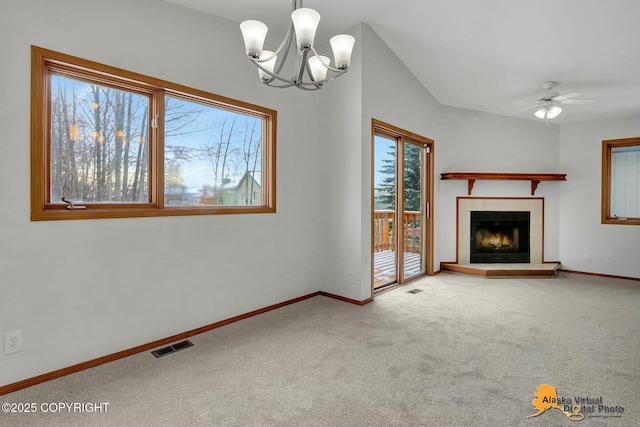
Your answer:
31,46 -> 276,220
602,137 -> 640,225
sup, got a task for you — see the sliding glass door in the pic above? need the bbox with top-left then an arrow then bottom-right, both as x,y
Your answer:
402,141 -> 424,281
372,120 -> 433,291
373,134 -> 398,287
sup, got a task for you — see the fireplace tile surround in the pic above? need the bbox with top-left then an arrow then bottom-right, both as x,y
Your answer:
457,197 -> 544,264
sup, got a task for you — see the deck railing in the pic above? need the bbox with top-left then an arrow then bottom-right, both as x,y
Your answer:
373,210 -> 421,254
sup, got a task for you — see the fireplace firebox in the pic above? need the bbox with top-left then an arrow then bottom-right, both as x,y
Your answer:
470,211 -> 530,263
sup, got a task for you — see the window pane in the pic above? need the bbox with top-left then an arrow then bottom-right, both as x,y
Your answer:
611,145 -> 640,218
164,95 -> 263,207
50,74 -> 150,203
373,134 -> 396,287
403,142 -> 423,280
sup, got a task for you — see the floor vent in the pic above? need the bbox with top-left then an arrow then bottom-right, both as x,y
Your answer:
151,340 -> 194,358
406,288 -> 424,294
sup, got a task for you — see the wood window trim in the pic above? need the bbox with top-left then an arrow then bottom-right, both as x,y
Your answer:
31,46 -> 276,221
601,137 -> 640,225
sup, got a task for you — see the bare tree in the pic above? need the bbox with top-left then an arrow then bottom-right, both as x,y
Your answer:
122,93 -> 133,200
242,119 -> 261,205
131,105 -> 148,202
49,77 -> 262,208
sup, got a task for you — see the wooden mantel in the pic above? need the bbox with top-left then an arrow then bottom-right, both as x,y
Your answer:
440,172 -> 567,195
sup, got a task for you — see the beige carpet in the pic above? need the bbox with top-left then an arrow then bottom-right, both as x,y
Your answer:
2,272 -> 639,426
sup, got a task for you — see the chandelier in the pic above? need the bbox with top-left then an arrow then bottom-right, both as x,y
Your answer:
240,0 -> 355,90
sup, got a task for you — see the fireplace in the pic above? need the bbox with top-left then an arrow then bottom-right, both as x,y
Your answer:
470,211 -> 530,263
456,198 -> 543,265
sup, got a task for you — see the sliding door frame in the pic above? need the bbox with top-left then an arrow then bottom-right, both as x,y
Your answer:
371,119 -> 435,294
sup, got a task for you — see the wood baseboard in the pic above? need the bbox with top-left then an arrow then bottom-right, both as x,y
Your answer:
559,269 -> 640,282
438,262 -> 639,281
319,291 -> 373,305
0,290 -> 371,396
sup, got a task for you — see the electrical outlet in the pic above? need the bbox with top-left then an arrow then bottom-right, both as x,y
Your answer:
4,331 -> 23,355
584,253 -> 592,261
606,254 -> 614,264
348,271 -> 356,284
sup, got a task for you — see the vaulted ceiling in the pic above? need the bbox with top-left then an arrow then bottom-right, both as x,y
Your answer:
164,0 -> 640,124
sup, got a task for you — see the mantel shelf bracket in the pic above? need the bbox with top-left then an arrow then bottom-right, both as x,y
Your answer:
467,179 -> 475,195
440,172 -> 567,196
531,180 -> 540,196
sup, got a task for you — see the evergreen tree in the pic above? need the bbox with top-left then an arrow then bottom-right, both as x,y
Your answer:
376,146 -> 396,210
403,144 -> 421,212
375,143 -> 421,211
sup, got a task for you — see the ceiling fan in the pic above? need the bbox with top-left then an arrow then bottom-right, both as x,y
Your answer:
522,81 -> 597,120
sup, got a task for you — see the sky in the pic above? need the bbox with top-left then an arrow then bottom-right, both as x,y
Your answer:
52,74 -> 262,190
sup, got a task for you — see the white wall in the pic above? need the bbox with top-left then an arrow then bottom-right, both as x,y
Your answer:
0,0 -> 329,387
559,115 -> 640,278
315,26 -> 364,298
438,107 -> 562,263
319,24 -> 441,301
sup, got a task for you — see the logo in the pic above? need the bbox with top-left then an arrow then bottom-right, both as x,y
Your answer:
527,384 -> 624,421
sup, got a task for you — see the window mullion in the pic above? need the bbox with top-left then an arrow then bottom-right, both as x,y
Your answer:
154,90 -> 165,209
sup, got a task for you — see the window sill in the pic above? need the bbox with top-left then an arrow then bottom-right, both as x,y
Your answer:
32,205 -> 276,221
601,217 -> 640,226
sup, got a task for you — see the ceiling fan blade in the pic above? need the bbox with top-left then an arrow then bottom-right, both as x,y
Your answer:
560,98 -> 597,104
512,104 -> 540,115
553,92 -> 581,101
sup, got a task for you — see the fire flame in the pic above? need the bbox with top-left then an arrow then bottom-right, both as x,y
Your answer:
480,232 -> 513,248
475,226 -> 519,250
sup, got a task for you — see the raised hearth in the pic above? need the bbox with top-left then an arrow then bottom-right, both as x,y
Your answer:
440,262 -> 561,278
445,197 -> 555,277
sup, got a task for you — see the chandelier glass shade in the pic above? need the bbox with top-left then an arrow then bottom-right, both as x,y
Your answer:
240,0 -> 355,90
534,102 -> 562,119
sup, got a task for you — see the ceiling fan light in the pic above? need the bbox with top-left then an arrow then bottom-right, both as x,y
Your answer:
547,105 -> 562,119
534,107 -> 547,119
